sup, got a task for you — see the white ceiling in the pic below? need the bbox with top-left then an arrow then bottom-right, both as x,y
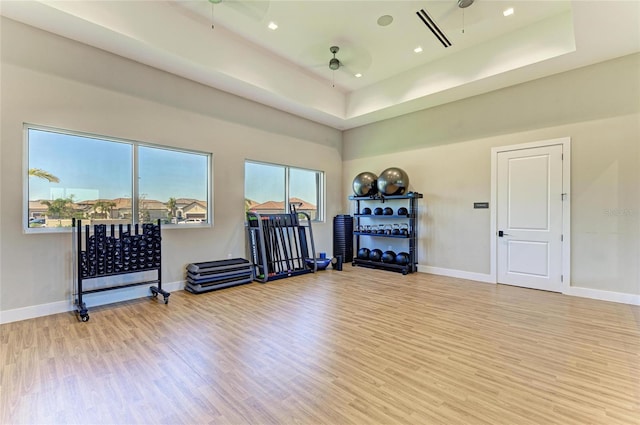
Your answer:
2,1 -> 639,130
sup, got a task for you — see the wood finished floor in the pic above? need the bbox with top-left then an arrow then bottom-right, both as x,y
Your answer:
2,266 -> 639,425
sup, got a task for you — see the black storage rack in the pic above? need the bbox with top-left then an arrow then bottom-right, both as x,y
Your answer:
246,206 -> 317,283
72,218 -> 169,322
350,192 -> 423,275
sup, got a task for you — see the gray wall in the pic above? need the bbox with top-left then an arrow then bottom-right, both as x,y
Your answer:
343,53 -> 640,295
0,18 -> 342,313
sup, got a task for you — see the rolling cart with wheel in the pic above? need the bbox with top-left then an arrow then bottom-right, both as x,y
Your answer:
72,218 -> 168,322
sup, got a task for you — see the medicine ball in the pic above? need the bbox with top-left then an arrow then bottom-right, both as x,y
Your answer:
362,207 -> 372,215
381,250 -> 396,263
373,207 -> 383,215
377,167 -> 410,196
383,207 -> 393,215
369,248 -> 383,262
352,172 -> 378,197
395,252 -> 410,265
397,207 -> 408,216
357,247 -> 370,260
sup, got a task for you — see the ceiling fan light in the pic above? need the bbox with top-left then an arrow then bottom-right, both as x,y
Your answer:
329,58 -> 340,70
457,0 -> 474,8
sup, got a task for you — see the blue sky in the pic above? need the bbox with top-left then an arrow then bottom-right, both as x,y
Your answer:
244,161 -> 318,205
28,129 -> 208,202
29,128 -> 318,205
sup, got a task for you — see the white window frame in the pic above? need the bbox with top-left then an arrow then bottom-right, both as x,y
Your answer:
24,123 -> 213,233
245,160 -> 325,222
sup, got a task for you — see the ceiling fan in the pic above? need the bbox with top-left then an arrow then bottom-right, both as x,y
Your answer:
329,46 -> 341,71
207,0 -> 270,22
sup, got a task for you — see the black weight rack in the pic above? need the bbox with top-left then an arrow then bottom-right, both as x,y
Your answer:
246,206 -> 317,283
72,218 -> 169,322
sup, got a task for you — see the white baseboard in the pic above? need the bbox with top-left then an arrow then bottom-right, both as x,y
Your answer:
418,265 -> 495,284
564,286 -> 640,306
418,264 -> 639,306
0,280 -> 184,325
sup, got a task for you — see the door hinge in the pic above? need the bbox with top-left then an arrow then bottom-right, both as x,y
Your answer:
561,274 -> 563,282
561,193 -> 567,201
561,234 -> 563,242
561,153 -> 564,160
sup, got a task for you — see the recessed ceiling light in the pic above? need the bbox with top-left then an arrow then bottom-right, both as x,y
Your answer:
354,73 -> 363,78
414,46 -> 423,53
268,21 -> 278,30
503,7 -> 514,17
377,15 -> 393,27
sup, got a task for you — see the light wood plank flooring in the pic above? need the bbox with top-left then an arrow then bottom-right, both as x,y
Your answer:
2,267 -> 639,424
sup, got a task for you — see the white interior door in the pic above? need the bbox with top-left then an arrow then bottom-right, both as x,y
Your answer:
497,145 -> 564,292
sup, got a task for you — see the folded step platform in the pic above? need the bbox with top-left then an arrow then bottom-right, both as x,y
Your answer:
185,258 -> 253,294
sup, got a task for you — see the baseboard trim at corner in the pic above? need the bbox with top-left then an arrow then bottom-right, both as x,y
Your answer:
0,281 -> 185,325
564,286 -> 640,306
418,265 -> 495,284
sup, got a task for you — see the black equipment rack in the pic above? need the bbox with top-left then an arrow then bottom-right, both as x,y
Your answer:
350,192 -> 423,275
246,206 -> 317,283
72,218 -> 169,322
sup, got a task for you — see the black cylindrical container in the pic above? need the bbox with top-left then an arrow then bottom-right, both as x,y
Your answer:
333,215 -> 353,262
333,255 -> 343,271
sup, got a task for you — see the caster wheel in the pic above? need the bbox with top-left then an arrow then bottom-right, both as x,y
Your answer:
81,314 -> 90,322
164,297 -> 169,305
402,269 -> 408,275
150,291 -> 157,298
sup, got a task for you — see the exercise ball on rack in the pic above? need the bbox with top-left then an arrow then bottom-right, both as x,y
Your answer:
352,172 -> 378,197
357,247 -> 371,260
395,252 -> 410,266
362,207 -> 372,215
381,250 -> 396,263
377,167 -> 410,196
373,207 -> 383,215
369,248 -> 383,262
383,207 -> 393,215
397,207 -> 408,216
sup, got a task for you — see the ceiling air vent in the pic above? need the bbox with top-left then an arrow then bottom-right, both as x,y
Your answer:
416,9 -> 451,48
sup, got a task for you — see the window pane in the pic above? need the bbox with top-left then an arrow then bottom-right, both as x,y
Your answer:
27,128 -> 132,228
245,162 -> 285,214
289,168 -> 320,220
138,146 -> 209,225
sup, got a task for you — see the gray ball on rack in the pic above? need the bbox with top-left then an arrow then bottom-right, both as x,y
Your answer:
352,171 -> 378,197
377,167 -> 410,196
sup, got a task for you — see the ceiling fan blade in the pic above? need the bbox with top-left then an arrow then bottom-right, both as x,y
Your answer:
221,0 -> 270,21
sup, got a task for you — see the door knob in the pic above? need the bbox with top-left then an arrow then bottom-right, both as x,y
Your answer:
498,230 -> 509,237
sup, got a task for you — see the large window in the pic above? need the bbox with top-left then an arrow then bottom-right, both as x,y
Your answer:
26,125 -> 211,231
244,161 -> 324,221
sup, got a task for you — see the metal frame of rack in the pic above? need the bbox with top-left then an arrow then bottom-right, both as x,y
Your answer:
246,205 -> 317,283
350,192 -> 422,275
72,218 -> 169,322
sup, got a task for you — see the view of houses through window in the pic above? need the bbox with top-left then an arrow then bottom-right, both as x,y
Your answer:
244,161 -> 324,221
26,126 -> 210,229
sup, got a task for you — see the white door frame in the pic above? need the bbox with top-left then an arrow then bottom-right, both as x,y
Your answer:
489,137 -> 571,292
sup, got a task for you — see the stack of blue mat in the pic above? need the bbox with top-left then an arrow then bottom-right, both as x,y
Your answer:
185,258 -> 253,294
